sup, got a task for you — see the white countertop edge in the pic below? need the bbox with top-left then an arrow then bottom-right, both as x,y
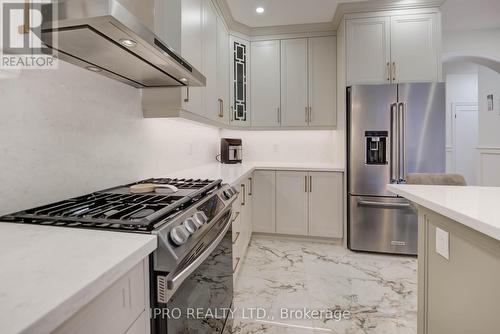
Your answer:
20,234 -> 157,334
387,184 -> 500,242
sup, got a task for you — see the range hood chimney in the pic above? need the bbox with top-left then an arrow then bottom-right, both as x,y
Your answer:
41,0 -> 205,88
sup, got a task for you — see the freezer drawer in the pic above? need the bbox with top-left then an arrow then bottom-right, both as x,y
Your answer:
348,195 -> 417,255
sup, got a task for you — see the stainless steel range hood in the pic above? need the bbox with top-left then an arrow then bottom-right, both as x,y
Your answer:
41,0 -> 205,88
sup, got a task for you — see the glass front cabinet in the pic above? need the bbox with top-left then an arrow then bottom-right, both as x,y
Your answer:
229,36 -> 251,127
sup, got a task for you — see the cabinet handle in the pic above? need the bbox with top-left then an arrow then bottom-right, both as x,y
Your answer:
248,178 -> 252,196
241,184 -> 245,206
232,231 -> 241,244
309,176 -> 312,192
392,62 -> 396,81
233,257 -> 241,273
218,98 -> 224,118
305,107 -> 309,123
184,86 -> 190,102
305,175 -> 308,192
309,107 -> 312,123
387,62 -> 391,81
277,107 -> 281,124
230,106 -> 234,122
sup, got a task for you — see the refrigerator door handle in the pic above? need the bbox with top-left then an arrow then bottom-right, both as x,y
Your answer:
398,102 -> 406,183
358,200 -> 411,209
390,103 -> 399,183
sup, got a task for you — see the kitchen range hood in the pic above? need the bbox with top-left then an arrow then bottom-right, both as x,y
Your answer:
40,0 -> 205,88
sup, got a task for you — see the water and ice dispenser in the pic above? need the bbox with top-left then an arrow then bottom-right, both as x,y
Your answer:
365,131 -> 388,165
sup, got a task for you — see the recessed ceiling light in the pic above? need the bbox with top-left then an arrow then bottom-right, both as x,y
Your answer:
256,7 -> 264,14
119,39 -> 137,48
179,77 -> 188,83
86,66 -> 102,72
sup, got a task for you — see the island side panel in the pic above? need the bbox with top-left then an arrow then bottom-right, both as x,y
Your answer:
418,207 -> 500,334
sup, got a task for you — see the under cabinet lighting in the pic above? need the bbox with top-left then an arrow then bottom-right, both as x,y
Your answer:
256,7 -> 264,14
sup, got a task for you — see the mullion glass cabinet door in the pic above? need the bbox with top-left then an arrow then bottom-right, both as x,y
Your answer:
230,36 -> 250,126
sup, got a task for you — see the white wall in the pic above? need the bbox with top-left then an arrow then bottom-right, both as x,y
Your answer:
443,62 -> 478,178
443,28 -> 500,71
220,129 -> 341,164
477,65 -> 500,186
0,62 -> 220,215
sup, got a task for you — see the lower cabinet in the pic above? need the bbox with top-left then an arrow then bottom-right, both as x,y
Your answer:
53,260 -> 149,334
308,172 -> 343,238
276,171 -> 309,235
231,176 -> 253,281
252,170 -> 276,233
252,170 -> 344,238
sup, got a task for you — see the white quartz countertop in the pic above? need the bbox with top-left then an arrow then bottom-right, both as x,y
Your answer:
166,162 -> 344,186
388,184 -> 500,242
0,223 -> 157,334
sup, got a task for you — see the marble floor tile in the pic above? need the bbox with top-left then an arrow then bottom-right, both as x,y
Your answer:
232,236 -> 417,334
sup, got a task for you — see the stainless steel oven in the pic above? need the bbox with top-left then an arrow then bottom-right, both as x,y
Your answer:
152,209 -> 234,333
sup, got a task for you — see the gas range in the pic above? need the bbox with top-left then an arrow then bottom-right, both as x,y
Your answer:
1,177 -> 239,333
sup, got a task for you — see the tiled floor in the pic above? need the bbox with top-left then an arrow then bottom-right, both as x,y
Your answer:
230,236 -> 417,334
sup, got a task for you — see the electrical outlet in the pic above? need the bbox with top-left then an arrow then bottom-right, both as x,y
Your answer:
435,227 -> 449,260
273,144 -> 279,153
188,143 -> 194,156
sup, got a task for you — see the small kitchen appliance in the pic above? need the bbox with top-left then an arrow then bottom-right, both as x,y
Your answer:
220,138 -> 242,164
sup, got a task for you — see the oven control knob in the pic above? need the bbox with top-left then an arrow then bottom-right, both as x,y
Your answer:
222,190 -> 232,200
183,218 -> 199,234
170,226 -> 190,246
193,212 -> 208,225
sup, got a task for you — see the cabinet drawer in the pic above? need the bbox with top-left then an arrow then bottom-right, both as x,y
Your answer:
53,261 -> 146,334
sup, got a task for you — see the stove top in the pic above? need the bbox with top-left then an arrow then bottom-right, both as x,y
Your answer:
1,178 -> 222,232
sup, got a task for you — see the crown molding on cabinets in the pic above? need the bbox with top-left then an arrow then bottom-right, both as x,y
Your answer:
215,0 -> 445,36
332,0 -> 445,28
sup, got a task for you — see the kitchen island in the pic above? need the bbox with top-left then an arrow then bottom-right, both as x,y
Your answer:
388,184 -> 500,334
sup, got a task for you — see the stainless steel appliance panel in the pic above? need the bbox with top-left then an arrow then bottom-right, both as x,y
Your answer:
348,85 -> 397,196
397,83 -> 446,181
348,195 -> 417,255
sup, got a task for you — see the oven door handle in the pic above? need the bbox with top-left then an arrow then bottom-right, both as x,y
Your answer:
164,209 -> 232,294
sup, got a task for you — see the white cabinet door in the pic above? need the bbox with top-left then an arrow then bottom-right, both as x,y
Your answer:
202,0 -> 218,121
216,18 -> 230,124
390,14 -> 439,83
251,40 -> 281,127
346,17 -> 391,85
230,36 -> 251,127
308,172 -> 343,238
280,38 -> 309,127
53,261 -> 147,334
276,171 -> 308,236
308,36 -> 337,127
252,170 -> 276,233
181,0 -> 203,115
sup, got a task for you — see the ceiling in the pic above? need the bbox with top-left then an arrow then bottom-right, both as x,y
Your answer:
226,0 -> 369,28
441,0 -> 500,32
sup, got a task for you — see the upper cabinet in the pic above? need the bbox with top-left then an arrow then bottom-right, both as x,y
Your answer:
201,0 -> 218,121
229,36 -> 251,127
346,17 -> 391,85
346,12 -> 440,85
390,14 -> 440,83
250,40 -> 281,127
308,36 -> 337,127
216,18 -> 230,124
250,36 -> 337,128
280,38 -> 309,127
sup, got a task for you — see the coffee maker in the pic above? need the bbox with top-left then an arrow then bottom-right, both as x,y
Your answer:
220,138 -> 242,164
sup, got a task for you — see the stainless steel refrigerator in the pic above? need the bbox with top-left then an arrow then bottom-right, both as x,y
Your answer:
347,83 -> 445,255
